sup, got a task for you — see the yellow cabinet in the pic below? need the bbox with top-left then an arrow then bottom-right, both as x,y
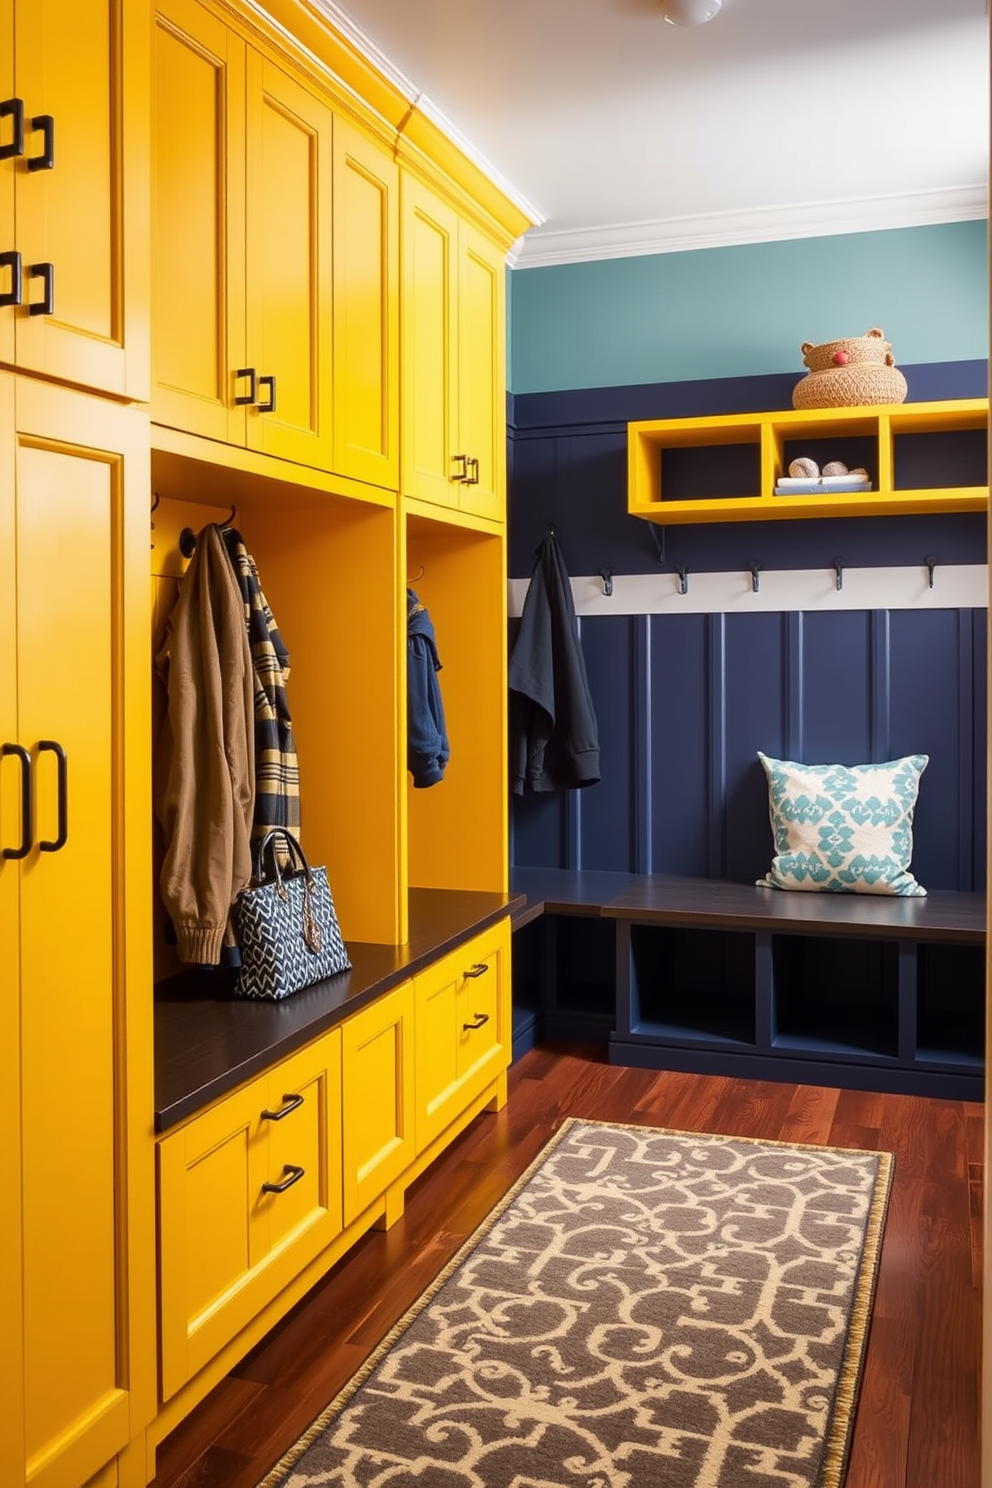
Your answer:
0,0 -> 149,398
341,981 -> 416,1224
151,0 -> 398,485
401,172 -> 506,523
158,1031 -> 343,1401
0,374 -> 154,1488
413,919 -> 511,1152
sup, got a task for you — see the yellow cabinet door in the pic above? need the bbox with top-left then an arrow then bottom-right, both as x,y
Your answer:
414,919 -> 510,1152
1,0 -> 149,398
400,174 -> 459,508
150,0 -> 247,443
1,376 -> 155,1488
332,113 -> 398,490
158,1030 -> 343,1400
341,981 -> 415,1224
456,222 -> 505,522
244,51 -> 333,470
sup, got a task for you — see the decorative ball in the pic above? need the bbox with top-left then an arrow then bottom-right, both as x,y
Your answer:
789,457 -> 819,479
849,467 -> 869,479
822,460 -> 849,476
832,350 -> 849,366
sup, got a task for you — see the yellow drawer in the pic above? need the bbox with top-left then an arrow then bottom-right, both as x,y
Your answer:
157,1030 -> 342,1400
413,918 -> 511,1152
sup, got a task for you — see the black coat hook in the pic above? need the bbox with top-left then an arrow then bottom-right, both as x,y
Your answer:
749,561 -> 762,594
676,565 -> 689,595
599,568 -> 613,597
833,558 -> 844,591
925,553 -> 937,589
178,507 -> 238,560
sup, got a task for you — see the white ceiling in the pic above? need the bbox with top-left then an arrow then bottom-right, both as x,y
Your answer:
317,0 -> 989,268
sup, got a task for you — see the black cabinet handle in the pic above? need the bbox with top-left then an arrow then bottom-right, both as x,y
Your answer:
28,261 -> 53,316
37,740 -> 67,852
465,456 -> 480,486
234,366 -> 257,405
2,743 -> 33,860
451,453 -> 468,482
26,114 -> 54,172
462,1012 -> 490,1031
257,374 -> 276,413
0,98 -> 24,159
260,1092 -> 304,1121
261,1163 -> 305,1194
463,963 -> 489,979
0,250 -> 22,307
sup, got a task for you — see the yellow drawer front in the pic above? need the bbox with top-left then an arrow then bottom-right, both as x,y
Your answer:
158,1030 -> 342,1399
341,982 -> 415,1225
414,919 -> 510,1152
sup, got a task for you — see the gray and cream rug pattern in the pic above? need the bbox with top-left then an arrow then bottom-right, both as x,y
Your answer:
262,1118 -> 892,1488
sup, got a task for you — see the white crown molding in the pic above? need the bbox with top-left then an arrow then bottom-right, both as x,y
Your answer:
508,183 -> 989,270
309,0 -> 545,228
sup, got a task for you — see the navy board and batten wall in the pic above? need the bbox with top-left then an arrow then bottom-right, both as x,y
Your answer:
504,223 -> 989,1096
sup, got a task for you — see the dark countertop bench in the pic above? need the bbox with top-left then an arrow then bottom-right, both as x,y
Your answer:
155,887 -> 524,1132
510,867 -> 985,943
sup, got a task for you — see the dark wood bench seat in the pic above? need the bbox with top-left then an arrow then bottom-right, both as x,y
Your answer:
509,866 -> 986,1099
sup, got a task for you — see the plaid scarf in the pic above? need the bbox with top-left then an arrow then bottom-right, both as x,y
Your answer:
222,527 -> 301,843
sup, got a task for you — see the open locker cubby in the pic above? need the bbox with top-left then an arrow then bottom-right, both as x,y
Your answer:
624,923 -> 756,1047
916,941 -> 985,1068
770,933 -> 900,1060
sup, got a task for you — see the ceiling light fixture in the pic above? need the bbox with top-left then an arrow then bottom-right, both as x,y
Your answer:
660,0 -> 722,24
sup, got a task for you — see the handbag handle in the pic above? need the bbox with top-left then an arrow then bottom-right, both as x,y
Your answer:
253,827 -> 310,887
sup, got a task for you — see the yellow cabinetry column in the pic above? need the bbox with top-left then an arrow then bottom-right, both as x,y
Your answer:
0,0 -> 149,398
341,982 -> 416,1225
455,221 -> 505,522
0,374 -> 155,1488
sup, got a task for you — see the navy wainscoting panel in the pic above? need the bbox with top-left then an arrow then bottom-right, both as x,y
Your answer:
512,607 -> 986,892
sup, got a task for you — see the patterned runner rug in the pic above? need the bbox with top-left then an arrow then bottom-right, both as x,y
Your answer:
260,1118 -> 892,1488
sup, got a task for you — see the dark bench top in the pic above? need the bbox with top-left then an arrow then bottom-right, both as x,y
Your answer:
510,867 -> 986,944
155,887 -> 524,1133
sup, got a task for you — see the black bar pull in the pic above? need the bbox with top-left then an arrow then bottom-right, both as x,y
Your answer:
451,453 -> 468,482
27,261 -> 53,316
462,1012 -> 490,1031
37,740 -> 68,852
0,250 -> 22,307
26,114 -> 54,172
234,367 -> 257,405
464,456 -> 480,486
261,1163 -> 305,1194
256,374 -> 276,413
260,1092 -> 304,1122
0,98 -> 25,159
463,962 -> 489,979
2,743 -> 33,860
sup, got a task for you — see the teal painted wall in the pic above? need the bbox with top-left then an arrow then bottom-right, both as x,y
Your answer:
507,220 -> 988,395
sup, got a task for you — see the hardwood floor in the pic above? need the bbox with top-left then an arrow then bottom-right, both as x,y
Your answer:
150,1044 -> 983,1488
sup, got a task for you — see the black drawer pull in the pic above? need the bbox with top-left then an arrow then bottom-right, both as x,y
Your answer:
37,739 -> 68,852
257,374 -> 276,413
260,1092 -> 304,1121
0,250 -> 22,307
234,366 -> 257,405
2,743 -> 32,859
27,114 -> 54,172
28,261 -> 53,316
451,453 -> 468,482
464,456 -> 480,486
462,1012 -> 490,1031
463,963 -> 489,979
0,98 -> 24,160
261,1163 -> 305,1194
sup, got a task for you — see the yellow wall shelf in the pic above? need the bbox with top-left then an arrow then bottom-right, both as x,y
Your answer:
628,398 -> 989,524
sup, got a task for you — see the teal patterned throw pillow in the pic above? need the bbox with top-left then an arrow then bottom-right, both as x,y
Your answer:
757,752 -> 929,896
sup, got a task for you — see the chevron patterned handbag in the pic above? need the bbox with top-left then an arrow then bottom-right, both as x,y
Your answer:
233,829 -> 351,999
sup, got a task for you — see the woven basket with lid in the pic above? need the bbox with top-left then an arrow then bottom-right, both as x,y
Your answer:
792,327 -> 908,409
